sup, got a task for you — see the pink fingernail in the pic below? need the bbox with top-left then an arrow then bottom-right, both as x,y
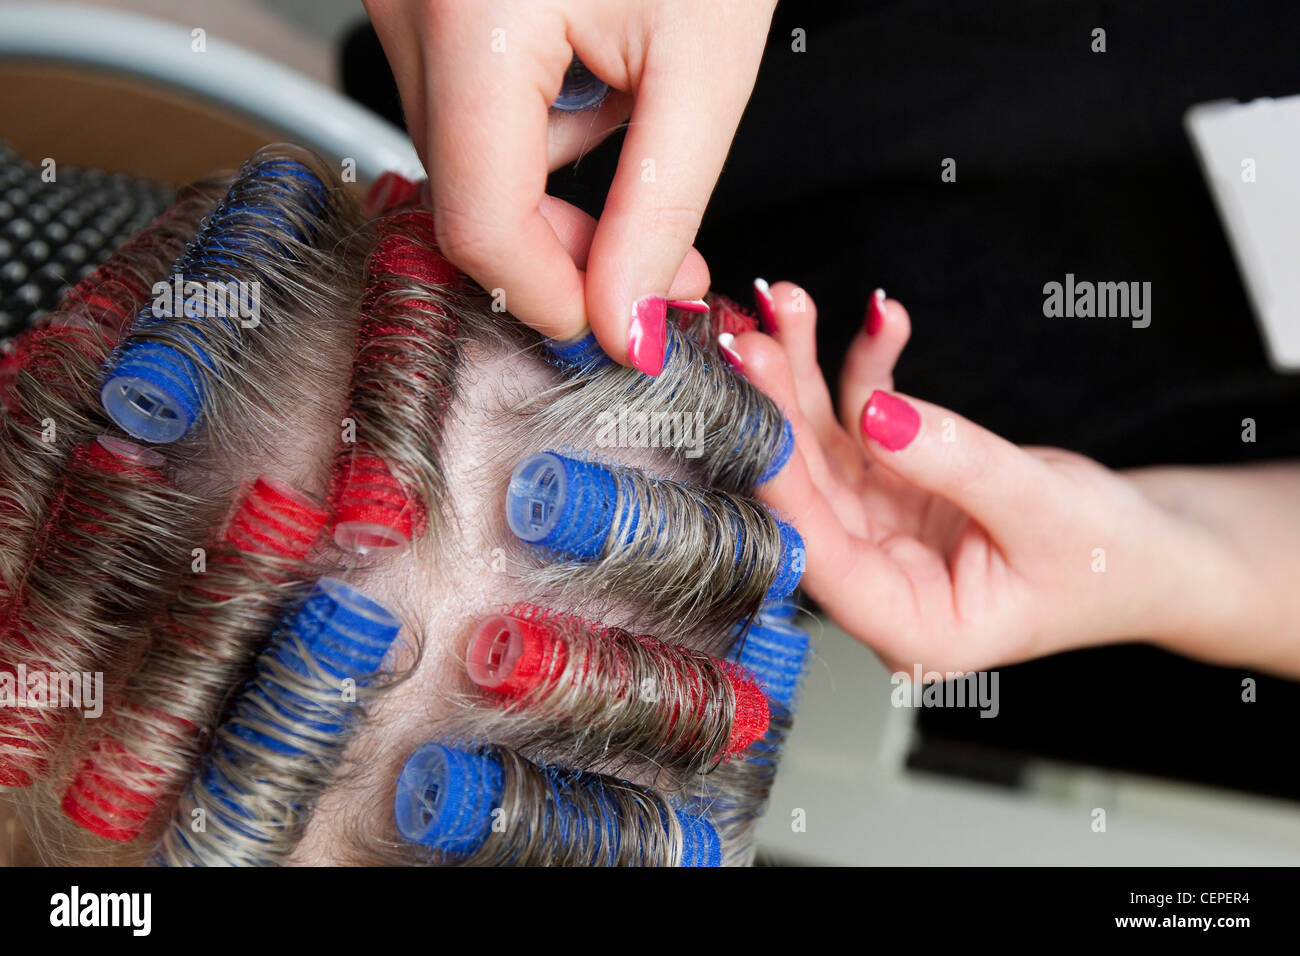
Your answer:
717,332 -> 745,376
866,288 -> 887,336
753,278 -> 778,333
668,298 -> 710,314
627,295 -> 668,376
861,390 -> 920,451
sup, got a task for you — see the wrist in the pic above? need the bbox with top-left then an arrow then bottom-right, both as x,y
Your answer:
1125,467 -> 1264,667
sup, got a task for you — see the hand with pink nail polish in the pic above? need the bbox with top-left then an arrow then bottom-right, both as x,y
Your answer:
730,283 -> 1297,678
364,0 -> 776,374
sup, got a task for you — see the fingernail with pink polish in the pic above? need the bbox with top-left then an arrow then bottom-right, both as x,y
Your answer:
753,278 -> 778,333
866,288 -> 887,336
717,332 -> 745,376
627,295 -> 668,376
861,390 -> 920,451
668,298 -> 710,314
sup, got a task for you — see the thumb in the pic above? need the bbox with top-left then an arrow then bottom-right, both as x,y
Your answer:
857,390 -> 1059,551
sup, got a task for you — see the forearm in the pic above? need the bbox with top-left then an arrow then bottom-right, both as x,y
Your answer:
1126,461 -> 1300,678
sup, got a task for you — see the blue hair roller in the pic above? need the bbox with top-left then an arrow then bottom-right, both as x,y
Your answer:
160,578 -> 399,864
172,580 -> 400,860
544,326 -> 688,375
730,620 -> 811,710
506,450 -> 632,559
507,449 -> 803,598
213,578 -> 400,765
767,520 -> 805,601
756,418 -> 795,485
757,598 -> 799,625
394,743 -> 504,857
549,768 -> 622,864
676,810 -> 722,867
543,329 -> 612,373
101,157 -> 327,443
729,508 -> 803,602
99,341 -> 207,444
394,744 -> 722,866
540,325 -> 790,496
552,56 -> 609,112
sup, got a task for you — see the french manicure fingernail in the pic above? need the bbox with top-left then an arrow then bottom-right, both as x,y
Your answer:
861,390 -> 920,451
627,295 -> 667,376
753,278 -> 778,333
717,332 -> 745,376
866,288 -> 887,336
668,298 -> 710,314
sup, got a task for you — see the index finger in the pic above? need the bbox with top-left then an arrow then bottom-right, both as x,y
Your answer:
421,16 -> 588,340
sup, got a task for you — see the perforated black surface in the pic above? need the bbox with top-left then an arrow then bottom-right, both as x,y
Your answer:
0,141 -> 173,337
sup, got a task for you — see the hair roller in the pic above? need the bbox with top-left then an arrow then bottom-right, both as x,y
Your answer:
0,179 -> 224,412
393,743 -> 721,866
464,606 -> 768,772
361,171 -> 420,219
674,292 -> 762,346
60,705 -> 196,842
0,325 -> 102,597
0,188 -> 223,592
100,147 -> 341,445
757,596 -> 799,626
55,179 -> 228,343
330,452 -> 417,554
0,324 -> 103,414
539,324 -> 792,493
156,578 -> 401,866
330,208 -> 463,554
730,616 -> 811,712
505,450 -> 804,648
0,435 -> 198,786
551,56 -> 609,112
59,476 -> 327,843
700,616 -> 813,866
220,475 -> 327,560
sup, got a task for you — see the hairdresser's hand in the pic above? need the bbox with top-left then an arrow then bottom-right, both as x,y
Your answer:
364,0 -> 775,373
732,283 -> 1252,674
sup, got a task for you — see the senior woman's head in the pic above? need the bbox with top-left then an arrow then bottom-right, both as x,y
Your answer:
0,145 -> 808,867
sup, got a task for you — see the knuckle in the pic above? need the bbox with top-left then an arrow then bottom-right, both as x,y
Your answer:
433,208 -> 507,272
648,200 -> 706,241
